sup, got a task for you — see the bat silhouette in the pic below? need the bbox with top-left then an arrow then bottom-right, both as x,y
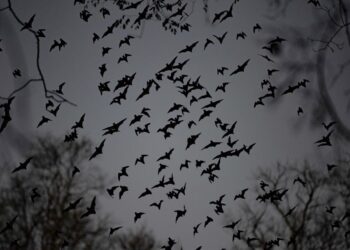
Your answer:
220,4 -> 233,23
195,160 -> 205,168
212,10 -> 226,24
268,36 -> 286,44
138,188 -> 152,199
216,82 -> 230,93
262,43 -> 279,54
193,223 -> 201,236
199,109 -> 213,121
118,53 -> 132,64
102,18 -> 120,38
12,157 -> 33,173
102,47 -> 111,56
80,196 -> 96,218
186,133 -> 201,150
259,54 -> 274,63
134,212 -> 145,223
89,139 -> 106,160
133,5 -> 150,27
100,7 -> 110,18
204,38 -> 214,50
45,100 -> 54,110
174,205 -> 187,223
92,33 -> 100,43
150,200 -> 163,210
267,68 -> 279,76
179,41 -> 199,53
232,230 -> 244,242
243,143 -> 256,154
119,35 -> 135,47
102,118 -> 126,136
99,63 -> 107,77
234,188 -> 248,200
202,99 -> 223,109
21,14 -> 35,31
315,130 -> 333,147
253,99 -> 264,108
236,32 -> 247,40
123,0 -> 144,10
213,31 -> 228,44
72,113 -> 85,129
322,121 -> 336,131
109,226 -> 122,236
72,166 -> 80,177
141,107 -> 151,117
117,185 -> 128,199
80,9 -> 92,22
37,116 -> 51,128
180,160 -> 191,171
217,67 -> 228,75
167,3 -> 188,19
63,197 -> 83,213
157,148 -> 174,161
222,121 -> 237,138
174,59 -> 190,71
168,103 -> 183,113
36,28 -> 45,39
204,216 -> 213,227
118,166 -> 130,181
188,120 -> 196,128
135,122 -> 150,135
224,219 -> 241,230
227,137 -> 238,148
158,164 -> 168,174
106,185 -> 119,197
230,59 -> 250,75
202,140 -> 221,150
180,23 -> 191,32
253,23 -> 262,33
49,38 -> 67,52
161,237 -> 176,250
135,154 -> 148,165
48,104 -> 61,117
136,81 -> 153,101
110,87 -> 129,105
297,107 -> 303,116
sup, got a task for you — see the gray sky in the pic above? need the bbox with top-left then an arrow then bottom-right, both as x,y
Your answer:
0,0 -> 345,249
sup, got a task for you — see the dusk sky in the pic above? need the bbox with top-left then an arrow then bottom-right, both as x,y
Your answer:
0,0 -> 347,249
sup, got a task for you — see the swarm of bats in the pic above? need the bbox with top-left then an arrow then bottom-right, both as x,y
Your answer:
0,0 -> 341,249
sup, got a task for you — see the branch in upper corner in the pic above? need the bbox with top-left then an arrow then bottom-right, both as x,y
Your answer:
3,0 -> 77,107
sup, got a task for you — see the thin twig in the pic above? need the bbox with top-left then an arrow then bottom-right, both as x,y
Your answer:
0,5 -> 9,11
2,0 -> 77,106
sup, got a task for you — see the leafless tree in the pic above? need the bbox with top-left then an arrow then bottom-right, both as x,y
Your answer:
0,135 -> 157,250
262,0 -> 350,142
115,225 -> 158,250
228,160 -> 350,249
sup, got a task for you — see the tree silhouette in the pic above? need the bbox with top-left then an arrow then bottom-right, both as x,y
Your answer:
229,160 -> 350,249
263,0 -> 350,141
0,135 -> 158,250
115,226 -> 158,250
